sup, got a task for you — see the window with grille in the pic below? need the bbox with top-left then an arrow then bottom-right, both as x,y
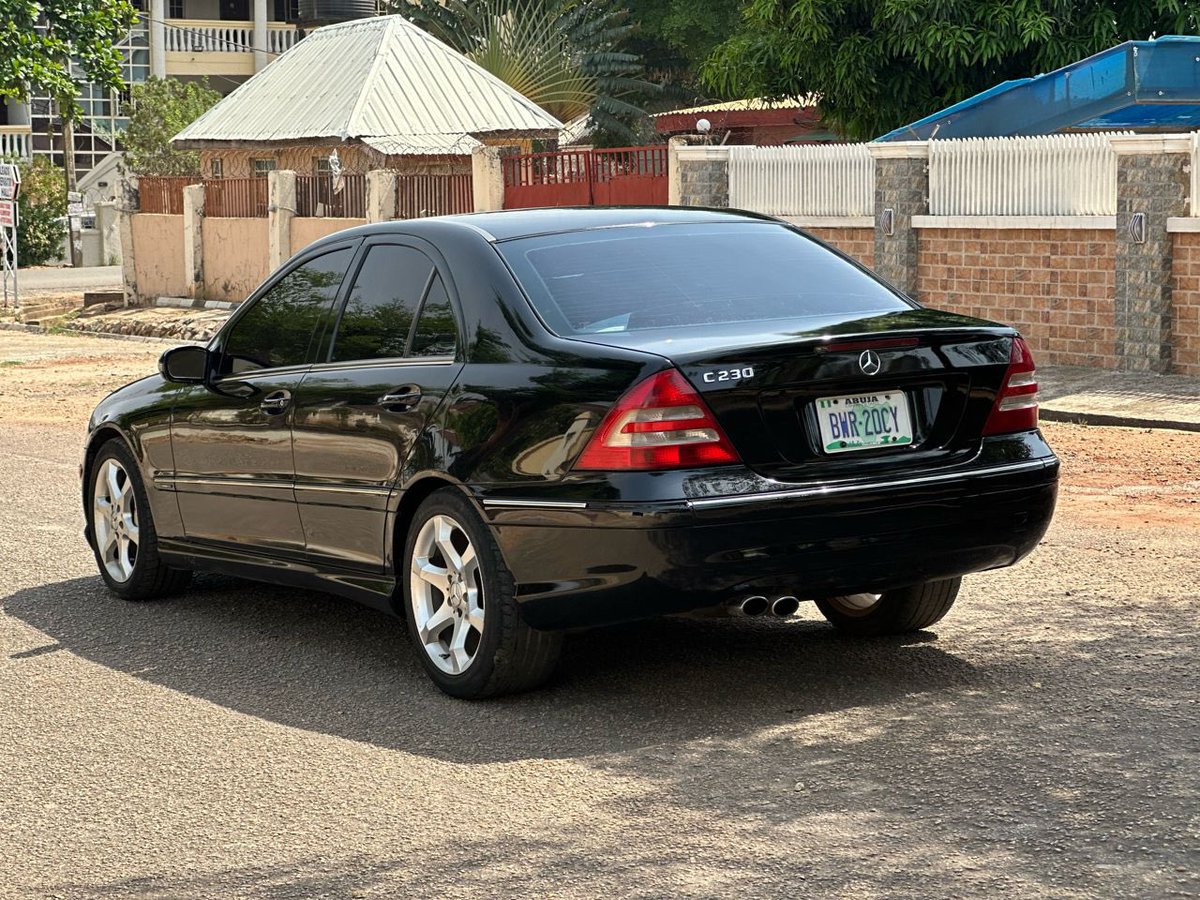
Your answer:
210,158 -> 223,178
168,0 -> 184,17
252,159 -> 277,177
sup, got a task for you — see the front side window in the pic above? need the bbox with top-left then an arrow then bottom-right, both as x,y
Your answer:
498,223 -> 911,335
220,247 -> 352,374
331,245 -> 435,362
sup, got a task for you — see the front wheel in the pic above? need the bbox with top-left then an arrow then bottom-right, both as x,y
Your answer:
815,577 -> 961,636
402,488 -> 562,699
87,440 -> 191,600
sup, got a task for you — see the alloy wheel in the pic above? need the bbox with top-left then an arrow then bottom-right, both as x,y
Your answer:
93,458 -> 140,583
410,514 -> 484,675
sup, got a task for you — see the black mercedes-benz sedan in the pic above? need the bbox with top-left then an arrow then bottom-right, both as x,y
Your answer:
83,208 -> 1058,698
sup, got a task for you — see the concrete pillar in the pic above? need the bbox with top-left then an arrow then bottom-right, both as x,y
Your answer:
366,169 -> 398,222
471,146 -> 505,212
94,201 -> 120,266
253,0 -> 269,72
182,183 -> 205,299
868,142 -> 928,299
1110,135 -> 1191,374
149,0 -> 166,78
674,144 -> 730,208
667,136 -> 687,206
118,172 -> 139,305
268,169 -> 296,269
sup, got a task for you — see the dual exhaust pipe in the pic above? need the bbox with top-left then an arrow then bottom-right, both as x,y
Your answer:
730,595 -> 800,618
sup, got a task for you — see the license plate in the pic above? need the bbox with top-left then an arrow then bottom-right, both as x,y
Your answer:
816,391 -> 914,454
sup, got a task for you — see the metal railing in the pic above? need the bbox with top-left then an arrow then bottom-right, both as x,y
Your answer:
728,144 -> 874,217
163,19 -> 299,54
296,173 -> 367,218
138,175 -> 201,215
0,126 -> 32,160
928,133 -> 1129,217
396,173 -> 474,219
204,177 -> 268,217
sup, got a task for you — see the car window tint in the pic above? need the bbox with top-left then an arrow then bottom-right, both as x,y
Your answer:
332,245 -> 434,362
221,247 -> 352,374
498,223 -> 910,335
410,273 -> 459,358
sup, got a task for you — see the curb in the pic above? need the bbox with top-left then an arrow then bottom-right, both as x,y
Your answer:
0,321 -> 199,346
154,296 -> 238,311
1040,407 -> 1200,434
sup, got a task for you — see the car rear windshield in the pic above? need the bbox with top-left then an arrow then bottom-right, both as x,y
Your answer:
497,223 -> 911,335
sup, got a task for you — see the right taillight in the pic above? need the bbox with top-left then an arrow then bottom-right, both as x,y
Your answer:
983,336 -> 1039,436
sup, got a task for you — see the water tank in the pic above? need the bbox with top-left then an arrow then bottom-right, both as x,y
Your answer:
297,0 -> 375,25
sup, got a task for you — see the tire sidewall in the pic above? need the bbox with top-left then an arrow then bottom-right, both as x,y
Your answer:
401,489 -> 509,698
87,440 -> 155,596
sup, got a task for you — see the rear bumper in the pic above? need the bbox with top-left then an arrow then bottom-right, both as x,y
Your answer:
481,454 -> 1059,630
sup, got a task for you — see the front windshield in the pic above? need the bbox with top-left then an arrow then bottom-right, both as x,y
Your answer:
497,223 -> 911,336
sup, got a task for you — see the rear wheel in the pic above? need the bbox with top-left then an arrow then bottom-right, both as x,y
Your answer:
402,488 -> 562,699
88,440 -> 191,600
815,577 -> 961,636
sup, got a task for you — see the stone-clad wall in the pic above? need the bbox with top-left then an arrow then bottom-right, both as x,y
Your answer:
677,157 -> 729,208
873,156 -> 926,296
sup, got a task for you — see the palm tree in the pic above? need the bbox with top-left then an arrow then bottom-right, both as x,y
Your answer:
399,0 -> 658,145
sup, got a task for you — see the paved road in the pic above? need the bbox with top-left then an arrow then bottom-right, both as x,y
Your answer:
19,265 -> 122,296
1,335 -> 1198,898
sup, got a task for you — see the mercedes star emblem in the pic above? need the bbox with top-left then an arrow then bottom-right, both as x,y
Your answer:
858,349 -> 882,376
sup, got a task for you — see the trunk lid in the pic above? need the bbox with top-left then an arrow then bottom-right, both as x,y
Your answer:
568,309 -> 1017,482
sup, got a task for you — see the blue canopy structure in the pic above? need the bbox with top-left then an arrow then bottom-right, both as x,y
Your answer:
876,36 -> 1200,141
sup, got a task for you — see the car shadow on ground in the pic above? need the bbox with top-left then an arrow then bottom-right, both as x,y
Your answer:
3,573 -> 981,763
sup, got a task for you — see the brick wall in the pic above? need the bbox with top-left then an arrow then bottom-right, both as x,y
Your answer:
806,226 -> 874,268
1171,232 -> 1200,376
916,228 -> 1117,368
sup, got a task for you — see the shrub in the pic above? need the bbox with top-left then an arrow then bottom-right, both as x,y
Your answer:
15,157 -> 67,267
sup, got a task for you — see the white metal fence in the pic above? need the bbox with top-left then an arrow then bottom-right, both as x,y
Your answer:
728,144 -> 874,217
928,133 -> 1129,216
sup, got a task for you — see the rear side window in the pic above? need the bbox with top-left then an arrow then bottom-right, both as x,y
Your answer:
410,274 -> 458,358
220,247 -> 352,374
332,245 -> 434,362
498,223 -> 910,335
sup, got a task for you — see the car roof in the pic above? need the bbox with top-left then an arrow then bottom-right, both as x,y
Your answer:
305,206 -> 780,251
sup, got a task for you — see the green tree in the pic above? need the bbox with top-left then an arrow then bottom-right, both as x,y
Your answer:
703,0 -> 1200,141
0,0 -> 138,117
402,0 -> 659,144
123,78 -> 222,176
623,0 -> 743,97
15,157 -> 67,266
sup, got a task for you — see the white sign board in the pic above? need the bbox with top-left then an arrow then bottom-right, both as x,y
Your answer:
67,190 -> 85,218
0,200 -> 14,229
0,164 -> 20,202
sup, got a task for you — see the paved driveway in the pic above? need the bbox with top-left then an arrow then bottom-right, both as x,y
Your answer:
1,334 -> 1197,899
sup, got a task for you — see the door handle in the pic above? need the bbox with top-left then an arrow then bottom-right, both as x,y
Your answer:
379,385 -> 422,411
259,389 -> 292,415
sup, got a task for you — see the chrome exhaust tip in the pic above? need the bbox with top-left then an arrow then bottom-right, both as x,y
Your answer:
730,595 -> 769,617
771,595 -> 800,618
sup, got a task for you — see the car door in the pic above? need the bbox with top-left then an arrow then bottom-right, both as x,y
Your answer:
290,238 -> 465,571
169,243 -> 356,557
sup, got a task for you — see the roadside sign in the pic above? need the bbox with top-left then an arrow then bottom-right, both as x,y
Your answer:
0,200 -> 14,229
67,190 -> 85,217
0,163 -> 20,202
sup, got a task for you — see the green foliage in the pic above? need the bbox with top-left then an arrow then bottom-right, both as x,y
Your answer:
0,0 -> 138,117
703,0 -> 1200,140
402,0 -> 660,144
622,0 -> 743,96
123,78 -> 222,176
15,157 -> 67,267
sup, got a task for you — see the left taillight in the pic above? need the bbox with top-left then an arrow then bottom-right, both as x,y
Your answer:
982,336 -> 1039,436
572,369 -> 741,471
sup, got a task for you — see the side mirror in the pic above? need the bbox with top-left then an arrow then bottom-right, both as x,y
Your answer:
159,345 -> 209,384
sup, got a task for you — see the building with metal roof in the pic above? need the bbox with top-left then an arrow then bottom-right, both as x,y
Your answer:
651,96 -> 834,145
172,14 -> 562,178
878,36 -> 1200,142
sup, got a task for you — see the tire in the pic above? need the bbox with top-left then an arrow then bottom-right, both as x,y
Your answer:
814,577 -> 962,636
401,488 -> 562,699
87,439 -> 192,601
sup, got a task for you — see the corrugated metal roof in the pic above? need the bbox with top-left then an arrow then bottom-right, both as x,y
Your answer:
652,96 -> 819,117
174,15 -> 562,152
